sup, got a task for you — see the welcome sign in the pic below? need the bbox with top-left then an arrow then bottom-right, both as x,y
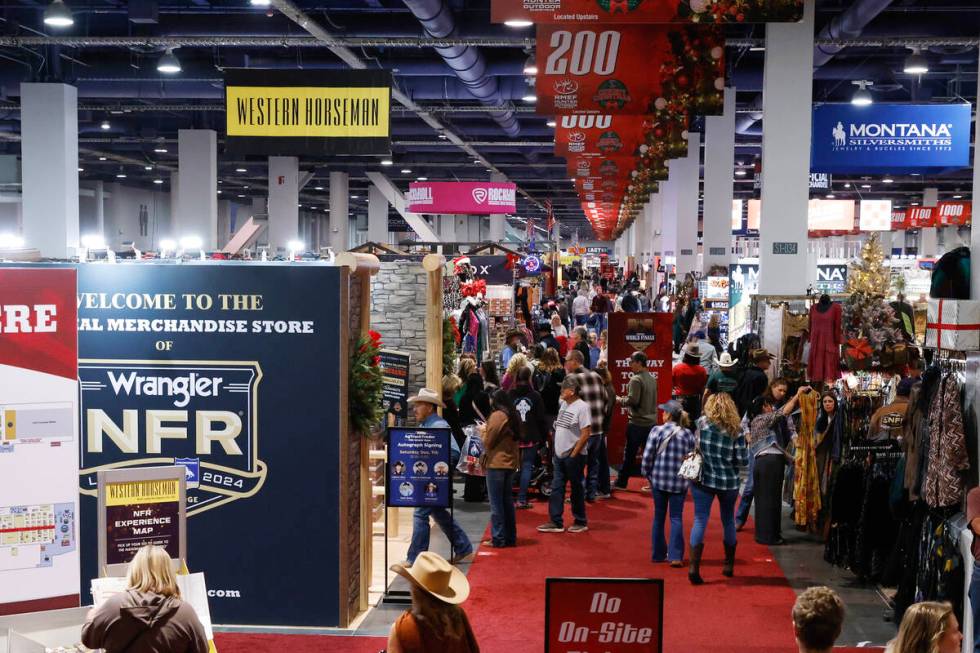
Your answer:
407,181 -> 517,215
225,69 -> 392,156
811,103 -> 971,173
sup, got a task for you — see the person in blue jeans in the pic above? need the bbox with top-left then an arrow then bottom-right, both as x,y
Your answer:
688,393 -> 748,585
538,377 -> 592,534
481,390 -> 521,548
405,389 -> 473,564
640,401 -> 696,567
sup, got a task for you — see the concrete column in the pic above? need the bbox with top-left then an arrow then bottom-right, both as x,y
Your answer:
920,227 -> 939,257
20,83 -> 79,257
488,173 -> 507,243
661,174 -> 678,264
217,200 -> 231,248
367,184 -> 388,243
267,156 -> 299,253
251,196 -> 266,218
175,129 -> 217,249
675,133 -> 701,278
438,215 -> 456,242
329,171 -> 350,252
93,180 -> 105,237
632,202 -> 646,261
649,192 -> 663,261
758,0 -> 815,295
703,87 -> 735,273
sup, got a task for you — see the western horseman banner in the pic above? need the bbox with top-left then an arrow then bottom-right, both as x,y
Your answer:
535,25 -> 724,116
492,0 -> 803,24
811,103 -> 971,173
76,264 -> 345,628
225,69 -> 392,156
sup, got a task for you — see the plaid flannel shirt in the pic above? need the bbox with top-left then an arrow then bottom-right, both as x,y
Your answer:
571,367 -> 608,436
640,423 -> 696,494
697,417 -> 748,491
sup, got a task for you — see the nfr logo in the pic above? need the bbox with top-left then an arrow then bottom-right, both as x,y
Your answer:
79,361 -> 266,516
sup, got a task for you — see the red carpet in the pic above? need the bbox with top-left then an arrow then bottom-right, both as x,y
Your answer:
214,632 -> 385,652
465,479 -> 799,653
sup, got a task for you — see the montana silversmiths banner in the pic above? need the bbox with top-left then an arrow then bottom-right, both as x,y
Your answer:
535,25 -> 724,116
225,69 -> 392,156
76,264 -> 345,627
811,103 -> 971,173
492,0 -> 803,24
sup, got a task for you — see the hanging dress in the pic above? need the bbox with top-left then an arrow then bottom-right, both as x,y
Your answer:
794,391 -> 822,531
807,302 -> 843,382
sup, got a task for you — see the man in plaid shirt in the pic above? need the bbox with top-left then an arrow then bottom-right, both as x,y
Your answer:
640,400 -> 695,566
564,349 -> 610,501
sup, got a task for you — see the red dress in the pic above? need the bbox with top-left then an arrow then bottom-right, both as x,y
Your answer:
807,303 -> 842,382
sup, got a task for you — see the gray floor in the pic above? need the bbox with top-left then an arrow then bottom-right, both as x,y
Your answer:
767,507 -> 898,647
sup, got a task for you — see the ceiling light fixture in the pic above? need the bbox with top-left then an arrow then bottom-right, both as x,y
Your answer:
153,179 -> 164,185
826,194 -> 836,199
98,156 -> 107,161
417,177 -> 428,181
503,19 -> 533,27
400,168 -> 412,174
250,0 -> 272,5
735,169 -> 747,177
523,55 -> 538,76
903,49 -> 929,75
861,184 -> 872,189
157,48 -> 182,74
100,120 -> 111,130
144,165 -> 153,171
522,94 -> 537,103
882,177 -> 894,183
235,167 -> 247,173
546,120 -> 556,128
314,186 -> 324,191
851,80 -> 874,106
844,183 -> 851,188
43,0 -> 74,27
154,147 -> 168,153
954,194 -> 963,199
77,167 -> 84,172
380,159 -> 394,166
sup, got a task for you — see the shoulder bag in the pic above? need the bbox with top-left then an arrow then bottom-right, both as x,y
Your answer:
678,424 -> 704,482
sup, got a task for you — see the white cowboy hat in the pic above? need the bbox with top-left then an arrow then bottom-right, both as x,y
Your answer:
719,352 -> 738,369
390,552 -> 470,605
407,388 -> 445,409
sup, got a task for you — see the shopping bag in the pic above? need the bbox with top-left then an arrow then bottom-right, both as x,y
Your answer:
456,426 -> 487,477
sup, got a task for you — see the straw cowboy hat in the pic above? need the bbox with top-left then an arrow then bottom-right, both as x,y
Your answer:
719,352 -> 738,369
390,552 -> 470,605
407,388 -> 445,409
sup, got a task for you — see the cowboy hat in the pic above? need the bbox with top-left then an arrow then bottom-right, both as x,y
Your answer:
407,388 -> 445,408
750,348 -> 775,363
682,342 -> 701,358
391,552 -> 470,605
505,328 -> 524,341
719,352 -> 738,369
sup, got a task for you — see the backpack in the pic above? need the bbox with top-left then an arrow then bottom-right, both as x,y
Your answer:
532,367 -> 550,394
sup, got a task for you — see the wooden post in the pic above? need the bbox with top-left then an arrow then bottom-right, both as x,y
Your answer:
336,252 -> 380,615
422,254 -> 446,392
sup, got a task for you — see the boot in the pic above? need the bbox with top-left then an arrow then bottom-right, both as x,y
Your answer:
722,543 -> 736,578
688,544 -> 704,585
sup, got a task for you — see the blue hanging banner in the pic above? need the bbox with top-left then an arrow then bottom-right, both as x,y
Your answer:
811,103 -> 971,173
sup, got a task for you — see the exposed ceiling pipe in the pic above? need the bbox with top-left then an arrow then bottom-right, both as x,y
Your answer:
399,0 -> 520,136
0,35 -> 531,48
737,0 -> 899,135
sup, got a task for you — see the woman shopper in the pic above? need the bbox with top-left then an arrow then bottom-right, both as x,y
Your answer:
746,387 -> 808,546
458,372 -> 491,502
388,552 -> 480,653
510,367 -> 549,508
442,374 -> 466,449
551,313 -> 568,339
82,545 -> 209,653
688,393 -> 748,585
640,400 -> 696,567
482,390 -> 521,547
501,353 -> 529,392
481,361 -> 501,394
886,601 -> 962,653
536,347 -> 566,420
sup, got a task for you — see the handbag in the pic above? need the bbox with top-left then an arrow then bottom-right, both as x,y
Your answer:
456,425 -> 487,477
677,426 -> 703,482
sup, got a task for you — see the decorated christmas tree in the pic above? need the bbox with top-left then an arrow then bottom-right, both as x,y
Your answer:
846,233 -> 891,296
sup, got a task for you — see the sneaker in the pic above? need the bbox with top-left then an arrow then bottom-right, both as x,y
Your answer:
567,524 -> 589,533
669,560 -> 684,568
596,492 -> 612,500
516,502 -> 533,509
537,522 -> 565,533
450,551 -> 475,564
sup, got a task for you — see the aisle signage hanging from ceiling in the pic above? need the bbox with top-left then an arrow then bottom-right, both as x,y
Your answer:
859,199 -> 893,231
893,201 -> 972,229
811,103 -> 971,173
224,70 -> 392,156
406,181 -> 517,215
492,0 -> 803,24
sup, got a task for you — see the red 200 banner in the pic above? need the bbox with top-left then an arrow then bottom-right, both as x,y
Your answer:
535,25 -> 724,116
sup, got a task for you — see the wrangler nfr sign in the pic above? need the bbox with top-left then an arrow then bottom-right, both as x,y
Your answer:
224,70 -> 392,156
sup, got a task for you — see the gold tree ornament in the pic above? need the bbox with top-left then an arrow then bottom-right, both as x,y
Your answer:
846,233 -> 891,296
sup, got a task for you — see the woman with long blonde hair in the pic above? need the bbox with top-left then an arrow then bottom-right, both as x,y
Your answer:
887,602 -> 962,653
688,393 -> 748,586
501,353 -> 529,392
82,545 -> 209,653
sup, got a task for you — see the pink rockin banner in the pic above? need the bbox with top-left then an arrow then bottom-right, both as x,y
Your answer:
406,181 -> 517,215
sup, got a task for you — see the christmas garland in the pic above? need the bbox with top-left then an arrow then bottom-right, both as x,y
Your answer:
349,330 -> 384,436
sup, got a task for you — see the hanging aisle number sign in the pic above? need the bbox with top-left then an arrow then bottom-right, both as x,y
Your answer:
491,0 -> 804,24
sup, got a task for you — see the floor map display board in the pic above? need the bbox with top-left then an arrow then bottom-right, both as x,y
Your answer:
0,268 -> 79,615
76,263 -> 345,627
